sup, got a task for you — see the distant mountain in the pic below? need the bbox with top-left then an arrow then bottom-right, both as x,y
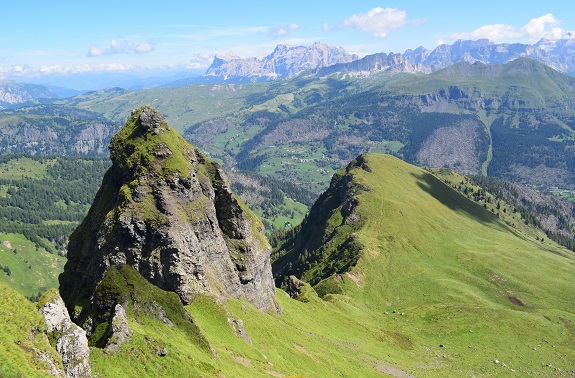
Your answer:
56,56 -> 575,191
0,80 -> 77,109
182,58 -> 575,191
316,51 -> 428,77
20,68 -> 205,91
403,35 -> 575,76
202,42 -> 359,83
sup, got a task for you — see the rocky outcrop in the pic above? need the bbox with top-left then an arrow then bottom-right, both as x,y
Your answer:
60,106 -> 277,326
104,304 -> 132,353
39,290 -> 92,378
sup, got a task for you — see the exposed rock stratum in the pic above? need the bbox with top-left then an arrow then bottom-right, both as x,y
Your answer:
59,106 -> 277,322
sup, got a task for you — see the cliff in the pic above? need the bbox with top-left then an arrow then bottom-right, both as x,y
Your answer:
59,106 -> 277,326
204,42 -> 358,82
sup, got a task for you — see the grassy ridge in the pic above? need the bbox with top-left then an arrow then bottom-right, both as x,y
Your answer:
274,154 -> 575,375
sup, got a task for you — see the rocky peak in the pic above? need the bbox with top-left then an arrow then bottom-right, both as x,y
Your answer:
59,106 -> 277,326
38,290 -> 92,377
204,42 -> 359,82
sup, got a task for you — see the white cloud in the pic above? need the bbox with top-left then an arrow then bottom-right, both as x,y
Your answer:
87,39 -> 155,57
322,23 -> 329,31
110,39 -> 123,53
0,62 -> 136,77
451,13 -> 572,43
521,13 -> 560,40
87,46 -> 105,57
269,24 -> 300,38
186,52 -> 215,69
343,7 -> 407,38
134,42 -> 154,54
452,24 -> 522,41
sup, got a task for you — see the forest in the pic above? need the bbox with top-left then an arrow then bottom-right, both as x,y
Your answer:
0,155 -> 110,253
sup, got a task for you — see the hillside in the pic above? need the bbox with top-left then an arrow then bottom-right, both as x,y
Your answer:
0,155 -> 108,298
430,168 -> 575,251
273,154 -> 575,375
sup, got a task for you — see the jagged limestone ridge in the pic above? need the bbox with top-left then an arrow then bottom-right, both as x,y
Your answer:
60,106 -> 276,334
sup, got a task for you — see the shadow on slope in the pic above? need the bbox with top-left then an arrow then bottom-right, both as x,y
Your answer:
411,171 -> 501,226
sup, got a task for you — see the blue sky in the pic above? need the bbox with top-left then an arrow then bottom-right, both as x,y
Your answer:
1,1 -> 574,86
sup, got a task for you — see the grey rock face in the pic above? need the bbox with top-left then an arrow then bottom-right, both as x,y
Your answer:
204,42 -> 358,81
104,304 -> 132,353
402,36 -> 575,76
60,106 -> 277,317
203,36 -> 575,83
317,52 -> 429,76
0,106 -> 118,156
39,292 -> 92,378
416,119 -> 487,176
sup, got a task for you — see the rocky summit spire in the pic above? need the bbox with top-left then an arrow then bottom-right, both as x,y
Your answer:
59,105 -> 276,317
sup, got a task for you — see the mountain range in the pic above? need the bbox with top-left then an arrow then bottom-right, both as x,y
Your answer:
4,36 -> 575,98
200,36 -> 575,82
7,55 -> 572,200
3,31 -> 575,378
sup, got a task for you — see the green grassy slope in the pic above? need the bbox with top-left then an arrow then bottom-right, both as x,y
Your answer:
274,154 -> 575,376
60,83 -> 273,133
0,282 -> 64,377
81,264 -> 420,377
0,233 -> 65,299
